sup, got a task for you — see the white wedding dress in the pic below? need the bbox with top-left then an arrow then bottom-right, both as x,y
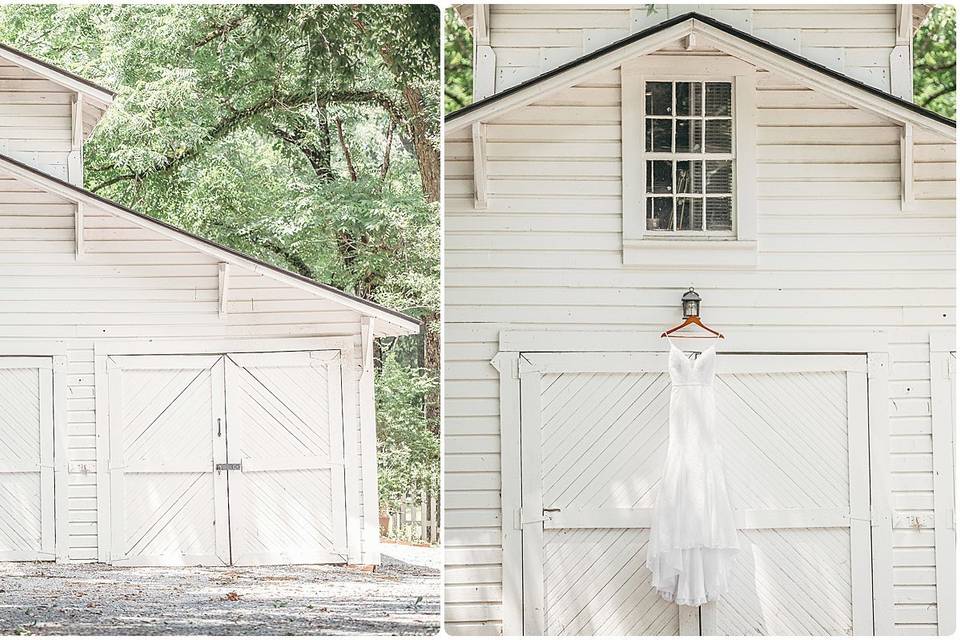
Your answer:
646,340 -> 739,606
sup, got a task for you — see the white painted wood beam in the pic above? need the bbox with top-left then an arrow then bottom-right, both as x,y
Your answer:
472,5 -> 496,100
217,262 -> 230,319
472,122 -> 488,209
890,6 -> 914,100
361,317 -> 375,373
901,122 -> 915,210
74,201 -> 84,259
68,94 -> 84,186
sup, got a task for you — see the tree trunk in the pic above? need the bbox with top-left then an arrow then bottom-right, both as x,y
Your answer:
401,85 -> 440,203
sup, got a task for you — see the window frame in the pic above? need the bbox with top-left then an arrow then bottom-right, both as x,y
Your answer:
621,55 -> 758,267
643,79 -> 737,237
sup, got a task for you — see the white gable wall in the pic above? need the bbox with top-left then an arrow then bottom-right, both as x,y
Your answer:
482,5 -> 900,97
0,172 -> 381,563
0,62 -> 73,182
444,55 -> 955,634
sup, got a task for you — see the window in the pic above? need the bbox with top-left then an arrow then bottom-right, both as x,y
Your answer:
644,81 -> 734,234
621,56 -> 757,266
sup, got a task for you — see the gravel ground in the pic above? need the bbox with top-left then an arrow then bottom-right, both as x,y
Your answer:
0,552 -> 439,636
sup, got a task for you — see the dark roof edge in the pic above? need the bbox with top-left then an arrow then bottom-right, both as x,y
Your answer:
447,11 -> 956,129
0,42 -> 117,99
0,151 -> 421,329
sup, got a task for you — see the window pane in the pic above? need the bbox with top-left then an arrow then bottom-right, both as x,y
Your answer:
646,118 -> 672,152
675,82 -> 702,116
645,82 -> 672,115
647,160 -> 673,193
705,82 -> 732,116
705,160 -> 733,193
675,119 -> 703,153
705,120 -> 732,153
676,160 -> 703,194
676,198 -> 704,231
647,197 -> 673,230
706,197 -> 733,231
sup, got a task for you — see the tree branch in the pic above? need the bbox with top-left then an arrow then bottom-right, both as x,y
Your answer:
334,117 -> 358,182
379,120 -> 396,183
90,90 -> 403,192
920,85 -> 956,108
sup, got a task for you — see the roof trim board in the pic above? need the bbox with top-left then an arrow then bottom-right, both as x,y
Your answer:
0,151 -> 421,335
0,42 -> 115,107
446,12 -> 956,138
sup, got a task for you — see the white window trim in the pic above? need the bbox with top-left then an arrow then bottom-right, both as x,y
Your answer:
622,55 -> 758,266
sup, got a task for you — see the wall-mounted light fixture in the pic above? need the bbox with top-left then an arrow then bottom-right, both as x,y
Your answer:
681,287 -> 701,318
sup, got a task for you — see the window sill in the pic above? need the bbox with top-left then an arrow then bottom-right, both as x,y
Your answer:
622,238 -> 758,267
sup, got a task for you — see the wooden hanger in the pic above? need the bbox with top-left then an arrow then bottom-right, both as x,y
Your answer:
660,315 -> 725,339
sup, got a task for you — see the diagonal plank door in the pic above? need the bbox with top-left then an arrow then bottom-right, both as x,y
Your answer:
107,355 -> 228,566
519,352 -> 872,636
224,351 -> 348,566
0,357 -> 54,561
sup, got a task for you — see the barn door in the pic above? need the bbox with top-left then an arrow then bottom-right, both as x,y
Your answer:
224,351 -> 348,565
0,357 -> 54,561
107,355 -> 228,566
518,352 -> 873,636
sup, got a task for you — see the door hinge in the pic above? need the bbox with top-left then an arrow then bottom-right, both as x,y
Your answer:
215,463 -> 241,472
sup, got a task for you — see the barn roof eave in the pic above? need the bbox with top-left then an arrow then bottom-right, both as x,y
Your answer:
0,151 -> 422,336
446,11 -> 956,139
0,42 -> 115,107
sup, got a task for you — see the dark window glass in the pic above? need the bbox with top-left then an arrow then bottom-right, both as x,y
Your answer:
706,197 -> 733,230
675,119 -> 703,153
705,120 -> 732,153
645,82 -> 672,115
705,82 -> 732,116
646,197 -> 673,230
647,160 -> 673,193
676,197 -> 704,231
646,118 -> 672,152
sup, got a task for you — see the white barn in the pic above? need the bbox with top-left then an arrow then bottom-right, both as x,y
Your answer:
444,4 -> 956,636
0,43 -> 420,567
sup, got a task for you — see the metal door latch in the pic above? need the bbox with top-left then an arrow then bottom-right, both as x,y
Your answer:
215,463 -> 241,472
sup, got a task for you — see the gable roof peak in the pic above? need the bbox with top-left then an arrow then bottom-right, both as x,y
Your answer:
447,11 -> 955,138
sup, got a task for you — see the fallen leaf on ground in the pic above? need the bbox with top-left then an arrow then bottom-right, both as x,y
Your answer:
226,591 -> 241,602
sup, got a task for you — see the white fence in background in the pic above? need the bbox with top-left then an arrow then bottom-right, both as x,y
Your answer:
386,489 -> 440,544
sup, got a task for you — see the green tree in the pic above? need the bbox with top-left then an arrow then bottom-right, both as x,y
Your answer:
0,4 -> 440,520
444,8 -> 473,114
914,5 -> 956,119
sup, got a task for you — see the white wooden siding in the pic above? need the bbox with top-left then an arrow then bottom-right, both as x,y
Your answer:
443,53 -> 955,634
0,62 -> 73,181
0,171 -> 380,563
483,5 -> 898,96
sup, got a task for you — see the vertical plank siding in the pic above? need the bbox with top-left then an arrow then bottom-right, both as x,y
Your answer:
443,54 -> 955,634
483,5 -> 899,96
0,173 -> 378,563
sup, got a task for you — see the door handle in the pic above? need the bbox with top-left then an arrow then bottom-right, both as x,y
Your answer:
217,417 -> 222,437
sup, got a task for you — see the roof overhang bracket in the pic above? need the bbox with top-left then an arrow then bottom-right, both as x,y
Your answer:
217,262 -> 230,319
74,202 -> 84,259
472,4 -> 496,100
361,317 -> 376,373
68,95 -> 84,186
473,122 -> 488,209
900,123 -> 915,211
